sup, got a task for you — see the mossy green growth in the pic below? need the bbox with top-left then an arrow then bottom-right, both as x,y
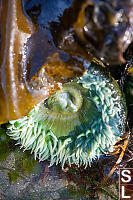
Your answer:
0,127 -> 11,162
8,171 -> 19,183
7,62 -> 126,168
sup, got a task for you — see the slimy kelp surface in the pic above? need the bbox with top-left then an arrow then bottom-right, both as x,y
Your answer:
0,0 -> 86,124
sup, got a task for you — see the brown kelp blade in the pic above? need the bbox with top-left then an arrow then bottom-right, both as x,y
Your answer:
0,0 -> 85,124
0,0 -> 39,124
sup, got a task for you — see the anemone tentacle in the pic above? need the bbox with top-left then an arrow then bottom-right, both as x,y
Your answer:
7,62 -> 126,168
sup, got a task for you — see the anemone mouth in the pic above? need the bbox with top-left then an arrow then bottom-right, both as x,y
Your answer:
7,62 -> 126,168
44,83 -> 83,114
31,82 -> 98,137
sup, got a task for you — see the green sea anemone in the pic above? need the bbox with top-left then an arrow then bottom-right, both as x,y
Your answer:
7,62 -> 126,168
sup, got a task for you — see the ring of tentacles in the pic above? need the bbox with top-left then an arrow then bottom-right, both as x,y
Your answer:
7,62 -> 126,168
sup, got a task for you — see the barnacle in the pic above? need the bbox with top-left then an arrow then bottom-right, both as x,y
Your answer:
7,62 -> 126,168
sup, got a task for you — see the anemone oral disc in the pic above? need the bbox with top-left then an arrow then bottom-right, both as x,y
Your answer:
34,82 -> 98,138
